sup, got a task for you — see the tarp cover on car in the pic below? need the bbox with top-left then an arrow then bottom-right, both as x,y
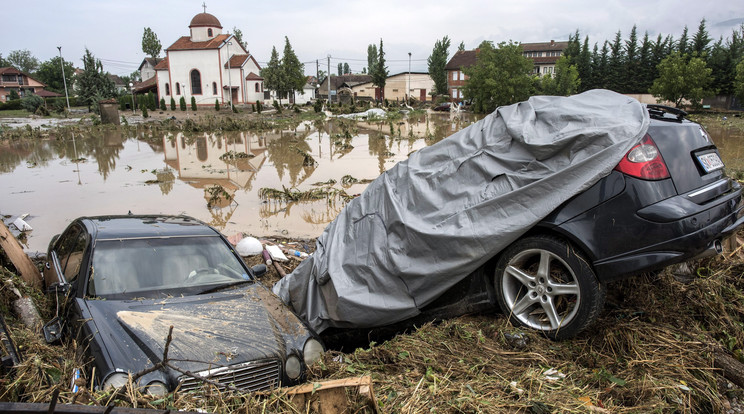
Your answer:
273,89 -> 650,333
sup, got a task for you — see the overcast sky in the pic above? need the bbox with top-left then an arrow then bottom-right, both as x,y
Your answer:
6,0 -> 743,77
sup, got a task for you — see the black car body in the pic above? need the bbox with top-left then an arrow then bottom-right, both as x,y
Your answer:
43,215 -> 323,394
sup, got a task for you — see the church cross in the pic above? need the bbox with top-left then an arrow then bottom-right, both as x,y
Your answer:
202,2 -> 207,13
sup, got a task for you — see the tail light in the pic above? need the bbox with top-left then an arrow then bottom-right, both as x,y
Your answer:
614,134 -> 670,180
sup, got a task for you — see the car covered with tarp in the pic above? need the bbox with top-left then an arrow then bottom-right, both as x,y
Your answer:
274,89 -> 744,339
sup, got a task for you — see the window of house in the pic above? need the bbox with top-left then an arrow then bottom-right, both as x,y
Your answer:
165,83 -> 170,95
213,82 -> 217,95
208,28 -> 213,37
190,70 -> 202,94
392,89 -> 398,92
254,83 -> 259,92
176,83 -> 181,95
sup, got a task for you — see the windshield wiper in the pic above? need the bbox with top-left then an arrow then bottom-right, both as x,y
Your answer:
198,280 -> 252,295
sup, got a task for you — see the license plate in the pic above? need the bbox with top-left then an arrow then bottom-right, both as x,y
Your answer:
697,152 -> 724,173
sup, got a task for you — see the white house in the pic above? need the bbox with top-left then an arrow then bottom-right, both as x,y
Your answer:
155,11 -> 264,107
265,82 -> 316,105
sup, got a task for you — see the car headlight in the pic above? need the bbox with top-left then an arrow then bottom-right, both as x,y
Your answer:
303,338 -> 324,366
285,355 -> 302,380
102,372 -> 130,390
146,381 -> 168,396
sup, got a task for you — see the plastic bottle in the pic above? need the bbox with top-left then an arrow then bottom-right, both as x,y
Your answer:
287,249 -> 309,258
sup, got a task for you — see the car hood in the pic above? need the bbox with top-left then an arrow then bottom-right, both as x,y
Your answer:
84,283 -> 308,384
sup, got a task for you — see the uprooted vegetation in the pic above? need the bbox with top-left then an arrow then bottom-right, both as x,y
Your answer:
0,230 -> 743,412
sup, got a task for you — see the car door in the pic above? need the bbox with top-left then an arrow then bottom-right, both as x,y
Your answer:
44,223 -> 86,289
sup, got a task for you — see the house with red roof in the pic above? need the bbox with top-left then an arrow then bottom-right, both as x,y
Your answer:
0,67 -> 59,102
155,11 -> 263,107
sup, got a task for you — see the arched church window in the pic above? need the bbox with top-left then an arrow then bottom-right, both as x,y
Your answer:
191,70 -> 202,94
165,83 -> 170,95
208,28 -> 213,37
255,83 -> 259,92
213,82 -> 217,95
176,83 -> 181,95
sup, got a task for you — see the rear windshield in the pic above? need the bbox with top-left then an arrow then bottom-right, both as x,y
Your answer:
89,236 -> 251,299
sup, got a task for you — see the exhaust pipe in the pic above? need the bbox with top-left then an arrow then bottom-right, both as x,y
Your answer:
692,239 -> 723,261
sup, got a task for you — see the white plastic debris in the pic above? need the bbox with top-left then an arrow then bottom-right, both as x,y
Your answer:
236,237 -> 263,256
543,368 -> 566,382
265,245 -> 288,262
12,215 -> 32,232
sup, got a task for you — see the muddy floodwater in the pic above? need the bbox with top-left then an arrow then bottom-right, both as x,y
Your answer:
2,113 -> 743,254
1,113 -> 481,253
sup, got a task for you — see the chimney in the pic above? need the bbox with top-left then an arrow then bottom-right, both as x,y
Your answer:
550,40 -> 555,46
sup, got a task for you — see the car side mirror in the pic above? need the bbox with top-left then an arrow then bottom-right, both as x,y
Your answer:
251,264 -> 267,278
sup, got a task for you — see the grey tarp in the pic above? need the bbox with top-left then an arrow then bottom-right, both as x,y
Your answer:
273,89 -> 650,333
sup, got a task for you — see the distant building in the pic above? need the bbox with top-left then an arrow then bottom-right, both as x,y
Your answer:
317,74 -> 372,102
444,50 -> 477,101
521,40 -> 568,76
155,10 -> 264,106
350,72 -> 435,102
138,57 -> 163,81
0,67 -> 50,102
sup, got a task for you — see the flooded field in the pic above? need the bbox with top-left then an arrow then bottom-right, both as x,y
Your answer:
2,113 -> 743,254
1,113 -> 480,253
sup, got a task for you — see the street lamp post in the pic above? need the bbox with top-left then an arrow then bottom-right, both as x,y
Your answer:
129,82 -> 135,114
57,46 -> 71,112
226,41 -> 233,112
408,52 -> 411,106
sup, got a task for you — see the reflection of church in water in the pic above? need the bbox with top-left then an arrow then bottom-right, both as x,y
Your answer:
162,132 -> 267,206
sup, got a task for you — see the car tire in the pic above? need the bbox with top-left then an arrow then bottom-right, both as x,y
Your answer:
494,235 -> 605,340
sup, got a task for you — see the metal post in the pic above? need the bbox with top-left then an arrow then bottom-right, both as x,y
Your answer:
327,55 -> 331,106
408,52 -> 411,105
129,82 -> 135,114
57,46 -> 71,112
227,41 -> 233,112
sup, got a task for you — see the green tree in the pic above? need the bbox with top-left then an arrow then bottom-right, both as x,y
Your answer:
35,56 -> 74,94
337,62 -> 343,76
649,52 -> 713,108
191,96 -> 197,111
371,39 -> 389,100
458,41 -> 465,52
261,46 -> 282,102
141,27 -> 162,58
691,18 -> 711,58
281,36 -> 306,102
9,89 -> 20,100
624,25 -> 641,92
427,35 -> 451,95
160,97 -> 166,110
677,26 -> 689,56
6,50 -> 39,73
367,44 -> 378,75
232,27 -> 247,50
539,56 -> 580,96
462,40 -> 533,113
576,36 -> 592,91
734,59 -> 744,102
0,53 -> 8,67
75,48 -> 115,109
343,62 -> 350,74
215,99 -> 220,111
179,96 -> 186,111
607,31 -> 624,92
708,26 -> 743,95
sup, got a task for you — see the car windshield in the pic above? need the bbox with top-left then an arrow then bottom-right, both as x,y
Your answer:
89,236 -> 251,299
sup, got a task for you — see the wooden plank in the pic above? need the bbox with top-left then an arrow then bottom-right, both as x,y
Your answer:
284,376 -> 378,413
0,220 -> 41,288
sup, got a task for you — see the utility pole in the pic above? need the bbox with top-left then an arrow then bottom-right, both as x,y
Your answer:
57,46 -> 71,112
227,41 -> 233,112
327,55 -> 331,106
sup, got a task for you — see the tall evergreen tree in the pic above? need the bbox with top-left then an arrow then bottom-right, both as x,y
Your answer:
624,25 -> 640,92
607,31 -> 624,92
587,43 -> 600,90
343,62 -> 350,74
691,18 -> 711,58
677,26 -> 689,56
367,44 -> 378,76
281,36 -> 306,101
141,27 -> 162,58
458,41 -> 465,52
596,41 -> 610,89
232,27 -> 247,50
337,63 -> 343,76
261,46 -> 282,102
427,35 -> 451,95
576,36 -> 592,91
563,30 -> 582,62
371,39 -> 388,100
638,32 -> 654,92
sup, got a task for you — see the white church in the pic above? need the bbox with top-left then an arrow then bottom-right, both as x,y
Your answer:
155,10 -> 264,107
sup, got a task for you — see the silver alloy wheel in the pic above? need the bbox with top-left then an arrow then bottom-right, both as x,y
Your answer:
501,248 -> 581,331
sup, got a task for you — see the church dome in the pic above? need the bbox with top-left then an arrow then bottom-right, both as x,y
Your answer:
189,12 -> 222,28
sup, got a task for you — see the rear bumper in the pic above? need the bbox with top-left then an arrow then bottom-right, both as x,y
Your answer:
593,191 -> 743,282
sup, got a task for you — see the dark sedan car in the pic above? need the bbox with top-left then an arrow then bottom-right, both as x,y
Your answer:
42,215 -> 323,394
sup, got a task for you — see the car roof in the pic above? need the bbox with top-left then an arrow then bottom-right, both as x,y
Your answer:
80,215 -> 219,240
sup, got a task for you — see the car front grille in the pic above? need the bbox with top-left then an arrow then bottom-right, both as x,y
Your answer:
178,359 -> 281,392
